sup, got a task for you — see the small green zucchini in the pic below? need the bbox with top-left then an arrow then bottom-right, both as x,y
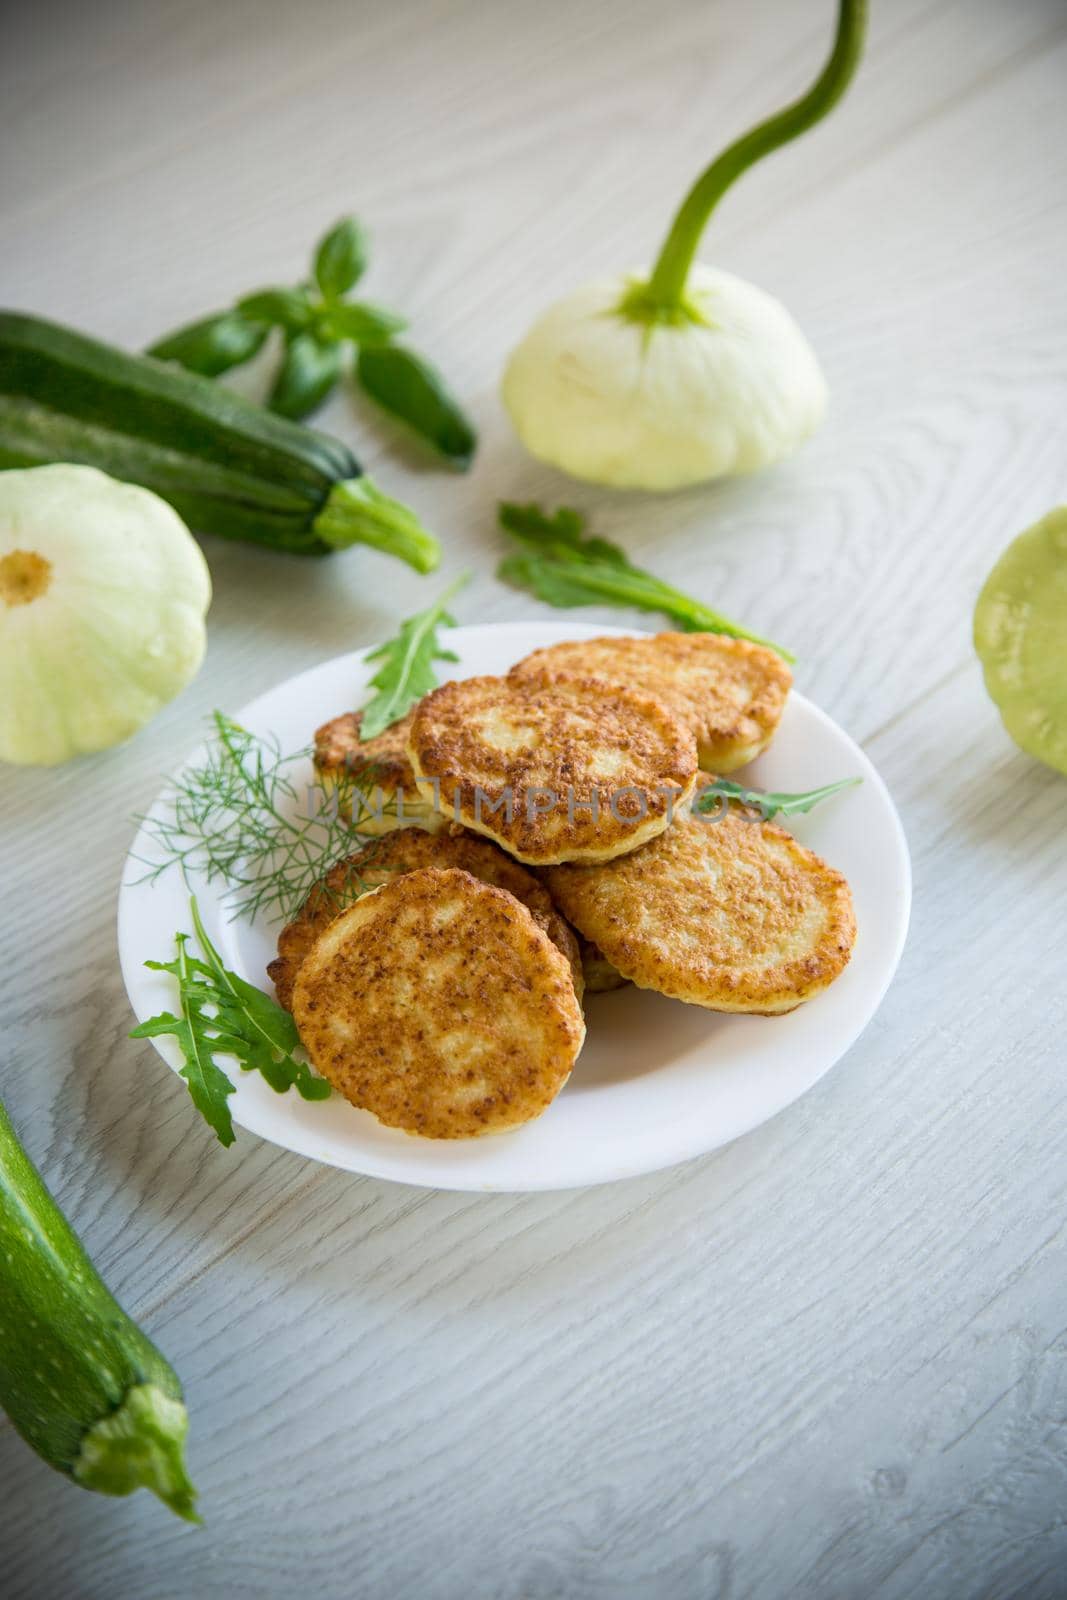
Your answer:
0,1096 -> 197,1520
0,311 -> 438,571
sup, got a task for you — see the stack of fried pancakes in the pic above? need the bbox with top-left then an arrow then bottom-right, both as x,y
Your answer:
274,634 -> 855,1139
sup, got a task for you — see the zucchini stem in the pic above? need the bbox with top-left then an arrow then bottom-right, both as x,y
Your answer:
314,476 -> 441,573
638,0 -> 867,315
73,1384 -> 200,1523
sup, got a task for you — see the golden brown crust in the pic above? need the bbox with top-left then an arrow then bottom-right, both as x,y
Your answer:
510,633 -> 791,773
292,868 -> 585,1139
314,709 -> 418,792
543,779 -> 856,1014
407,674 -> 697,865
268,825 -> 583,1010
577,936 -> 629,994
313,709 -> 442,835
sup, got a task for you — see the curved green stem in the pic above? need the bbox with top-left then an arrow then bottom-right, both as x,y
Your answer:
73,1384 -> 199,1522
314,475 -> 441,573
641,0 -> 867,313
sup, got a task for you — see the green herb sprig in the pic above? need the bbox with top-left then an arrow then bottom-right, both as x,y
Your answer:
695,777 -> 861,821
359,574 -> 468,739
133,579 -> 468,920
132,898 -> 330,1146
497,503 -> 793,661
132,712 -> 394,925
148,216 -> 475,463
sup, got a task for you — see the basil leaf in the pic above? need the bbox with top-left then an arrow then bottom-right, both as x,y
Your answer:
314,217 -> 369,299
236,286 -> 313,334
268,333 -> 344,420
147,310 -> 267,377
357,344 -> 476,467
319,301 -> 407,346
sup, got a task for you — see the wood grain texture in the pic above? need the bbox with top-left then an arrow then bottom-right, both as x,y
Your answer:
2,0 -> 1067,1594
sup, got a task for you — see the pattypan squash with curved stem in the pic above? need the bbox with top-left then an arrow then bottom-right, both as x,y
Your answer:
502,0 -> 867,490
0,465 -> 211,766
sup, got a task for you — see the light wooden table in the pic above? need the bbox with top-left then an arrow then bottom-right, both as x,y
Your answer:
3,1 -> 1066,1595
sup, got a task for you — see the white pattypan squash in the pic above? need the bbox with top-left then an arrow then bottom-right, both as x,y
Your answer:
0,464 -> 211,765
501,0 -> 864,492
502,266 -> 827,490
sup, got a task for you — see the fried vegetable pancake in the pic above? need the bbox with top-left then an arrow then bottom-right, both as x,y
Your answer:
292,867 -> 586,1139
543,779 -> 856,1013
268,825 -> 583,1010
408,674 -> 697,865
511,632 -> 791,773
313,709 -> 441,834
577,936 -> 629,994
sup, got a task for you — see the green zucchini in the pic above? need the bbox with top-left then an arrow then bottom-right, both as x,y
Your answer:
0,311 -> 439,571
0,1096 -> 198,1520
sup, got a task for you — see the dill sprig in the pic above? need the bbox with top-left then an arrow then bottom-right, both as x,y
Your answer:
132,711 -> 401,924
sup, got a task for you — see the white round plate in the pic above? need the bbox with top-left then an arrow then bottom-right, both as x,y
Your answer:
119,622 -> 910,1192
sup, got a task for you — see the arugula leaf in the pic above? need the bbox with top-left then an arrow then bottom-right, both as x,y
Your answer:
359,573 -> 469,740
268,333 -> 344,420
694,777 -> 861,821
131,897 -> 331,1146
497,502 -> 794,662
147,310 -> 268,377
314,217 -> 369,299
189,899 -> 330,1101
132,934 -> 238,1146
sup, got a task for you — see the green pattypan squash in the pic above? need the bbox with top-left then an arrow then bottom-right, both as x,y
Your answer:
974,507 -> 1067,777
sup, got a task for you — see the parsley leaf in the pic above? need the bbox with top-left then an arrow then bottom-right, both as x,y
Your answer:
497,502 -> 794,662
694,777 -> 861,821
358,573 -> 468,739
131,897 -> 330,1146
